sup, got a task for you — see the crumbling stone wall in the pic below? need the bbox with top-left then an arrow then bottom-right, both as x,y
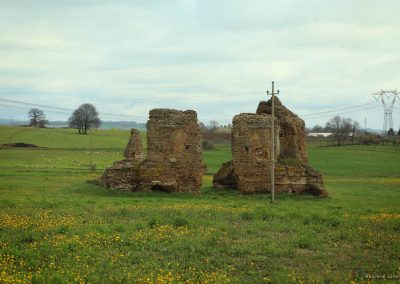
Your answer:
213,98 -> 327,197
101,109 -> 206,193
101,129 -> 144,191
231,113 -> 279,193
123,128 -> 144,162
137,109 -> 206,193
257,98 -> 307,163
212,160 -> 237,189
274,163 -> 325,195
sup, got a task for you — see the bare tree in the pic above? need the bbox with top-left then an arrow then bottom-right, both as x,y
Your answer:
68,108 -> 84,133
325,116 -> 341,145
199,122 -> 208,133
312,124 -> 324,133
325,116 -> 353,146
209,120 -> 220,132
68,103 -> 101,134
28,108 -> 48,128
350,121 -> 360,144
341,118 -> 353,145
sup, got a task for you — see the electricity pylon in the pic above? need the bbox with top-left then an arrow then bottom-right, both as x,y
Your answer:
373,90 -> 399,134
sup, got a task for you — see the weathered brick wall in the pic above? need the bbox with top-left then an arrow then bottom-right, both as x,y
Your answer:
101,128 -> 144,191
139,109 -> 206,193
231,113 -> 279,193
123,128 -> 144,163
101,160 -> 137,191
213,98 -> 327,197
257,98 -> 308,163
101,109 -> 206,193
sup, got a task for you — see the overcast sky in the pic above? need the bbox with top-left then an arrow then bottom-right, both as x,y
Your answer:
0,0 -> 399,129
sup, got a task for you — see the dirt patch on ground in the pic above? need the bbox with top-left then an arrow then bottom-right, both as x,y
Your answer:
0,143 -> 45,149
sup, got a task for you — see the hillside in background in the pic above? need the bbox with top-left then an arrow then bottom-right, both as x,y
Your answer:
0,119 -> 146,130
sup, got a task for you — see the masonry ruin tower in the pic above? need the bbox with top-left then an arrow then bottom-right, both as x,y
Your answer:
373,90 -> 399,134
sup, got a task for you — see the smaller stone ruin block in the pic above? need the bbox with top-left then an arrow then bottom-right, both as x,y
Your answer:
101,128 -> 144,191
123,128 -> 144,163
101,109 -> 206,193
137,109 -> 206,193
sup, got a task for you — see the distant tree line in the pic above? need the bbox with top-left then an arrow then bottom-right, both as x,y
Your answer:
387,127 -> 400,137
309,116 -> 400,146
198,120 -> 232,134
384,128 -> 400,146
25,104 -> 101,133
325,116 -> 360,146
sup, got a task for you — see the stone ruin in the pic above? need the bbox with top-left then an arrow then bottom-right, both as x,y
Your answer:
100,129 -> 144,191
123,129 -> 144,163
213,97 -> 327,197
101,109 -> 206,193
102,100 -> 325,196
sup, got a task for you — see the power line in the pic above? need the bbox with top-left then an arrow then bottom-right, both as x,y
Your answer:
301,104 -> 378,120
0,85 -> 386,123
0,96 -> 378,119
1,81 -> 372,106
281,90 -> 349,107
0,99 -> 146,119
280,83 -> 351,102
0,99 -> 72,111
299,101 -> 376,117
0,82 -> 381,110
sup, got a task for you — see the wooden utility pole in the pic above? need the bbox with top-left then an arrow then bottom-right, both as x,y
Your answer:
267,81 -> 279,203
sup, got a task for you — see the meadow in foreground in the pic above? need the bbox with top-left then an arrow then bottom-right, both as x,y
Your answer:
0,126 -> 399,283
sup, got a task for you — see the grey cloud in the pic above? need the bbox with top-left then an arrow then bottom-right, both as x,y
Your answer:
1,0 -> 400,129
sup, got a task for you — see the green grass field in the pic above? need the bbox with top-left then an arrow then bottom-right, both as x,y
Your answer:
0,125 -> 399,283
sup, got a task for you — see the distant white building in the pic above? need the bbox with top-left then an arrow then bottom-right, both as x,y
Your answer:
307,132 -> 332,137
